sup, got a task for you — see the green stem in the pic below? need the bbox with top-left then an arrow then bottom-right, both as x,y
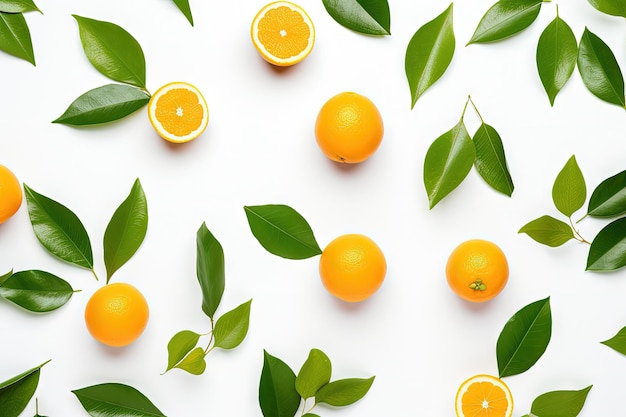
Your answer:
303,401 -> 317,415
569,217 -> 591,244
204,317 -> 215,354
460,96 -> 471,122
91,268 -> 99,282
467,95 -> 485,124
576,213 -> 588,223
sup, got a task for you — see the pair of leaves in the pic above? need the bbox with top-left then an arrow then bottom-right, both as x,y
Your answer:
0,360 -> 49,417
322,0 -> 390,36
260,349 -> 374,417
0,0 -> 40,65
53,15 -> 151,126
0,269 -> 74,312
172,0 -> 194,26
588,0 -> 626,17
521,385 -> 592,417
73,382 -> 165,417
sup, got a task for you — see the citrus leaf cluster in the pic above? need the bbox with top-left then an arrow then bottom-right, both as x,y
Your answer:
322,0 -> 391,36
0,360 -> 49,417
0,0 -> 40,65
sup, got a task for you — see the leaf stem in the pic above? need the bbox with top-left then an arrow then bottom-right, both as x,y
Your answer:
577,213 -> 588,223
569,217 -> 591,244
467,95 -> 485,124
460,96 -> 471,121
302,401 -> 317,416
91,268 -> 99,281
204,317 -> 215,354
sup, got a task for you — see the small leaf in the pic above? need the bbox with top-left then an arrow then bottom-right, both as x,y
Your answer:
296,348 -> 332,399
73,15 -> 146,88
175,347 -> 207,375
0,270 -> 74,312
196,222 -> 225,319
552,155 -> 586,218
601,326 -> 626,355
468,0 -> 542,45
165,330 -> 201,373
321,0 -> 390,35
0,270 -> 12,285
0,0 -> 40,13
315,376 -> 375,407
423,120 -> 475,209
586,217 -> 626,271
530,385 -> 592,417
244,204 -> 322,259
213,299 -> 252,350
405,3 -> 454,108
472,123 -> 514,196
72,383 -> 166,417
23,184 -> 94,272
587,170 -> 626,218
0,12 -> 34,65
103,178 -> 148,282
52,84 -> 150,126
0,360 -> 49,417
172,0 -> 194,26
302,414 -> 320,417
588,0 -> 626,17
259,351 -> 300,417
536,14 -> 578,106
497,297 -> 552,378
518,216 -> 574,247
577,27 -> 625,107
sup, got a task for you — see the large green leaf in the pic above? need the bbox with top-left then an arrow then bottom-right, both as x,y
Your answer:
172,0 -> 193,26
0,0 -> 40,13
586,217 -> 626,271
468,0 -> 542,45
213,299 -> 252,350
72,383 -> 165,417
244,204 -> 321,259
577,28 -> 625,107
497,297 -> 552,378
588,170 -> 626,218
321,0 -> 390,35
259,351 -> 300,417
315,377 -> 375,407
296,349 -> 332,399
588,0 -> 626,17
196,222 -> 225,319
0,270 -> 74,312
0,360 -> 49,417
103,178 -> 148,282
472,123 -> 514,196
518,215 -> 574,247
536,14 -> 577,106
601,326 -> 626,355
423,120 -> 475,209
405,3 -> 454,108
529,385 -> 592,417
0,12 -> 34,65
552,155 -> 586,218
164,330 -> 201,373
23,184 -> 94,273
52,84 -> 150,126
73,15 -> 146,88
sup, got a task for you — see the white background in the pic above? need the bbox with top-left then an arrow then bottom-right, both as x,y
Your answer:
1,0 -> 626,416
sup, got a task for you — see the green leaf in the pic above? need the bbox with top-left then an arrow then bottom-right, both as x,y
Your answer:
72,383 -> 165,417
259,351 -> 300,417
321,0 -> 390,35
0,0 -> 40,13
244,204 -> 321,259
196,223 -> 225,319
103,178 -> 148,282
518,215 -> 574,247
214,299 -> 252,350
164,330 -> 201,373
497,297 -> 552,378
577,27 -> 625,107
175,347 -> 206,375
530,385 -> 592,417
0,12 -> 34,65
315,376 -> 375,407
588,0 -> 626,17
468,0 -> 542,45
172,0 -> 194,26
423,120 -> 475,209
0,360 -> 49,417
404,3 -> 454,108
536,14 -> 577,106
472,123 -> 514,196
296,348 -> 332,399
588,170 -> 626,218
0,270 -> 74,312
72,15 -> 146,88
552,155 -> 586,218
0,270 -> 12,285
601,326 -> 626,355
23,184 -> 94,272
302,414 -> 320,417
52,84 -> 150,126
586,217 -> 626,271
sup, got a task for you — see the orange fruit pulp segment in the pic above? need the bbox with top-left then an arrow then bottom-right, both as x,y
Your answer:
455,374 -> 513,417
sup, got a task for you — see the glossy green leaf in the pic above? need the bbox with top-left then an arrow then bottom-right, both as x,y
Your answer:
601,326 -> 626,355
536,14 -> 577,106
0,0 -> 40,13
23,184 -> 94,273
165,330 -> 201,373
172,0 -> 193,26
552,155 -> 586,218
175,347 -> 206,375
52,84 -> 150,126
0,270 -> 74,312
497,297 -> 552,378
586,217 -> 626,271
72,383 -> 165,417
0,360 -> 49,417
244,204 -> 321,259
518,215 -> 574,247
530,385 -> 592,417
578,28 -> 625,107
104,178 -> 148,282
296,348 -> 332,399
315,377 -> 375,407
468,0 -> 542,45
405,3 -> 454,108
588,0 -> 626,17
423,121 -> 475,209
214,299 -> 252,350
0,270 -> 12,285
302,414 -> 320,417
259,351 -> 300,417
0,12 -> 34,65
588,170 -> 626,218
73,15 -> 146,88
321,0 -> 390,35
473,123 -> 514,196
196,222 -> 225,319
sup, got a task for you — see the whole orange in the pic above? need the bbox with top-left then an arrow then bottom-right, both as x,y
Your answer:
446,239 -> 509,303
84,282 -> 149,347
315,92 -> 384,163
0,164 -> 22,224
319,234 -> 386,302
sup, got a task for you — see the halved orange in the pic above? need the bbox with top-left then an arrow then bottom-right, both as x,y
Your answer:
455,374 -> 513,417
250,1 -> 315,66
147,82 -> 209,143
